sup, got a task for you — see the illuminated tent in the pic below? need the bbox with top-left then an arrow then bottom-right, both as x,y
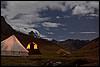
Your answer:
26,42 -> 41,54
1,35 -> 29,56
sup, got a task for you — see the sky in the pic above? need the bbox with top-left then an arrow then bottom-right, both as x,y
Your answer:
1,1 -> 99,41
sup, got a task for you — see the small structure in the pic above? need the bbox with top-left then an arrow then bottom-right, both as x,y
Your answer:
26,42 -> 41,54
57,49 -> 70,56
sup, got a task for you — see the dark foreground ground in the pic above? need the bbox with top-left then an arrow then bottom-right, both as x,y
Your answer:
1,53 -> 99,66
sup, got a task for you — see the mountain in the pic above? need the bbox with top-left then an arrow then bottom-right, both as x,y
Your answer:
76,37 -> 99,58
1,16 -> 62,55
71,37 -> 99,66
51,39 -> 89,51
1,16 -> 14,40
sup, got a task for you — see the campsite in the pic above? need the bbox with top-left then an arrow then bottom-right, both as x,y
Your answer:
1,16 -> 99,66
1,1 -> 99,66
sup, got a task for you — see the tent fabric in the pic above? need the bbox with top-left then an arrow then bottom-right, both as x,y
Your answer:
1,35 -> 29,56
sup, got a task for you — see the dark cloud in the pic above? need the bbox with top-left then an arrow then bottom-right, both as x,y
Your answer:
1,1 -> 8,9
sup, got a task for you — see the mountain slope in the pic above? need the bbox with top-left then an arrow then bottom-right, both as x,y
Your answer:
77,37 -> 99,58
70,37 -> 99,66
1,16 -> 14,40
72,37 -> 99,58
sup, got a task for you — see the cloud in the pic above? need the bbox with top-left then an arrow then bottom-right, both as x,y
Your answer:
64,15 -> 70,18
47,32 -> 54,34
56,16 -> 60,19
44,28 -> 50,30
1,1 -> 8,9
10,23 -> 39,29
80,32 -> 98,34
62,28 -> 67,30
43,37 -> 53,41
72,5 -> 89,15
12,25 -> 40,35
59,39 -> 65,41
41,22 -> 62,27
39,34 -> 53,41
1,1 -> 99,23
39,34 -> 47,38
2,1 -> 99,20
89,14 -> 99,16
87,1 -> 99,10
72,1 -> 99,15
69,32 -> 98,34
1,1 -> 51,23
1,1 -> 99,36
69,32 -> 76,34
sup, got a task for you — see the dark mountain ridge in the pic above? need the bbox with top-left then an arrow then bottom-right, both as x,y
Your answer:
51,39 -> 89,51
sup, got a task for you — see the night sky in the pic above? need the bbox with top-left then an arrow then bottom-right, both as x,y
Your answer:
1,1 -> 99,41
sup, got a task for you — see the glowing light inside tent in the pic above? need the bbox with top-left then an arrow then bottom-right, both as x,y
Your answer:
34,44 -> 38,49
26,44 -> 30,49
26,42 -> 38,50
33,42 -> 38,49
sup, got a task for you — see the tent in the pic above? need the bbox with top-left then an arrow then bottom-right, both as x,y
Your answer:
26,42 -> 41,54
57,49 -> 70,56
1,35 -> 29,56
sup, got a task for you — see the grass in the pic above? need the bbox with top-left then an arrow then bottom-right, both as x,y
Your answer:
1,56 -> 42,66
1,53 -> 99,66
1,53 -> 73,66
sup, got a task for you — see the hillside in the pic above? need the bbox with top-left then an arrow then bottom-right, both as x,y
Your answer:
75,37 -> 99,58
1,16 -> 14,40
71,37 -> 99,66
